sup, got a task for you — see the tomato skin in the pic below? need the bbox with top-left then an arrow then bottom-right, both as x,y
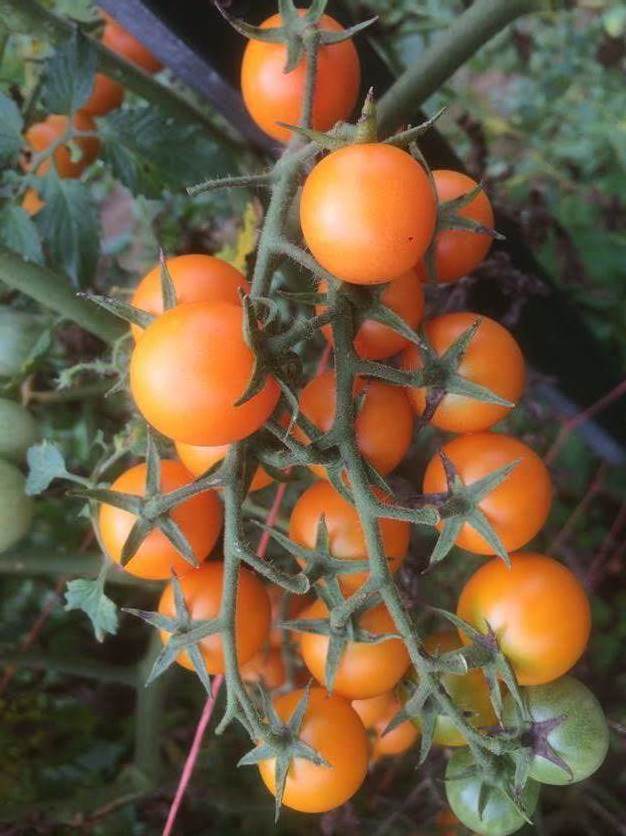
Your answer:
298,370 -> 414,478
401,313 -> 525,432
405,632 -> 496,747
98,460 -> 223,580
299,598 -> 410,699
241,13 -> 360,144
130,302 -> 280,446
0,459 -> 33,553
24,113 -> 100,179
317,270 -> 425,360
241,647 -> 286,690
446,749 -> 540,836
102,18 -> 162,73
300,144 -> 437,285
258,687 -> 368,812
0,398 -> 39,463
22,188 -> 44,216
288,480 -> 409,593
130,254 -> 250,341
352,692 -> 419,760
457,553 -> 591,686
175,440 -> 273,492
423,433 -> 552,555
417,170 -> 494,284
82,73 -> 124,116
158,562 -> 270,673
503,676 -> 608,785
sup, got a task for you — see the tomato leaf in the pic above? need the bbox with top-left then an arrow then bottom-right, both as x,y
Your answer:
26,441 -> 70,495
0,92 -> 24,165
64,577 -> 119,642
0,204 -> 43,265
42,30 -> 97,115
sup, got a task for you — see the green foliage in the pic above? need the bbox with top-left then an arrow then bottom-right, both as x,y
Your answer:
41,30 -> 96,115
0,90 -> 24,165
0,202 -> 44,263
65,575 -> 119,642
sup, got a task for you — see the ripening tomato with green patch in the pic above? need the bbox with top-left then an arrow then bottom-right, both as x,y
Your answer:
102,14 -> 162,73
296,370 -> 414,478
82,73 -> 124,116
352,691 -> 419,761
158,561 -> 270,673
300,143 -> 436,284
24,112 -> 100,179
401,313 -> 525,432
130,254 -> 250,341
316,270 -> 425,360
98,460 -> 223,580
130,302 -> 280,445
175,439 -> 273,492
423,432 -> 552,554
258,687 -> 368,812
241,13 -> 360,143
417,170 -> 495,284
298,598 -> 410,699
457,553 -> 591,686
288,480 -> 410,593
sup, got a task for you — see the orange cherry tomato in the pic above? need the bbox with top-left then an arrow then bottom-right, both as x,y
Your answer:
241,13 -> 360,143
258,687 -> 368,813
316,269 -> 425,360
98,460 -> 223,580
241,647 -> 286,690
352,692 -> 419,761
82,73 -> 124,116
24,112 -> 100,179
401,312 -> 525,432
423,432 -> 552,554
297,370 -> 414,478
298,598 -> 410,699
130,302 -> 280,445
158,561 -> 270,673
102,17 -> 162,73
300,143 -> 436,284
288,480 -> 410,593
457,552 -> 591,686
267,584 -> 312,648
416,170 -> 495,284
22,188 -> 44,216
175,440 -> 273,492
130,254 -> 250,341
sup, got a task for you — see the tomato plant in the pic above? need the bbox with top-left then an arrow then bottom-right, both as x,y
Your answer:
24,112 -> 100,178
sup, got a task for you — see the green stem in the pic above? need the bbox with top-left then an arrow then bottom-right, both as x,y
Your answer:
0,551 -> 156,586
0,650 -> 137,685
28,380 -> 114,402
0,249 -> 125,343
134,633 -> 169,783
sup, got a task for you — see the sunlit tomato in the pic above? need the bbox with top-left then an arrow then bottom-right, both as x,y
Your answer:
406,632 -> 496,747
258,687 -> 368,812
158,561 -> 270,673
130,254 -> 250,341
22,188 -> 44,216
401,313 -> 525,432
98,460 -> 223,580
457,553 -> 591,686
300,144 -> 436,285
423,433 -> 552,555
288,480 -> 410,593
316,270 -> 424,360
267,584 -> 312,648
24,112 -> 100,179
130,302 -> 280,445
352,692 -> 419,761
82,73 -> 124,116
175,439 -> 273,492
241,647 -> 286,690
102,17 -> 162,73
299,598 -> 410,699
417,170 -> 495,284
297,370 -> 414,478
241,13 -> 360,143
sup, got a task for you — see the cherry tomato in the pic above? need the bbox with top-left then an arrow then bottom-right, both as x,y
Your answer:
423,432 -> 552,555
130,302 -> 280,445
457,553 -> 591,686
417,170 -> 494,284
297,370 -> 414,478
0,397 -> 38,463
288,480 -> 410,593
241,13 -> 360,143
158,561 -> 270,673
300,143 -> 436,285
352,692 -> 419,760
175,440 -> 273,492
24,112 -> 100,179
130,254 -> 250,341
316,270 -> 425,360
267,584 -> 312,648
241,647 -> 286,690
98,460 -> 223,580
0,459 -> 33,553
298,598 -> 410,699
22,188 -> 44,216
102,17 -> 162,73
401,313 -> 525,432
502,676 -> 608,785
257,687 -> 368,812
82,73 -> 124,117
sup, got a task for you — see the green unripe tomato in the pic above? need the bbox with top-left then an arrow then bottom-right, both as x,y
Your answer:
0,458 -> 33,552
0,398 -> 39,462
0,309 -> 44,378
445,749 -> 540,836
502,676 -> 609,786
